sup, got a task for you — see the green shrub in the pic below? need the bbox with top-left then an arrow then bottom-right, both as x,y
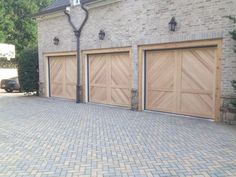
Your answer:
227,16 -> 236,109
0,58 -> 17,68
231,80 -> 236,108
18,48 -> 39,94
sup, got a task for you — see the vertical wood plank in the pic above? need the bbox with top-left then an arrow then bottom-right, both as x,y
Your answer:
215,41 -> 222,121
107,54 -> 112,104
174,50 -> 180,112
138,48 -> 144,111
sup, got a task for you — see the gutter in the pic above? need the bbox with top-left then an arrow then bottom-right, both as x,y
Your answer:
64,2 -> 89,103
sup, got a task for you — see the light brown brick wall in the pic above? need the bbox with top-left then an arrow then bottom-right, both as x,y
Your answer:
37,0 -> 236,97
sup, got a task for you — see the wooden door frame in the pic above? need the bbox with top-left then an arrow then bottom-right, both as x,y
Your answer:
138,39 -> 222,121
43,51 -> 77,98
81,47 -> 133,104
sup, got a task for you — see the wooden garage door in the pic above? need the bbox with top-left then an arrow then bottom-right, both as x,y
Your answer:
146,47 -> 216,118
49,56 -> 76,100
88,52 -> 131,107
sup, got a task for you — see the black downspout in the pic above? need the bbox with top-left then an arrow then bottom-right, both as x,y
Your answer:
64,3 -> 89,103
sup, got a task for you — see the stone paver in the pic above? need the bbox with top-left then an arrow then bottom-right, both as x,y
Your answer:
0,93 -> 236,177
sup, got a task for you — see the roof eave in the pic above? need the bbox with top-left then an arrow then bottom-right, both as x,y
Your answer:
33,5 -> 68,18
80,0 -> 98,5
33,0 -> 99,18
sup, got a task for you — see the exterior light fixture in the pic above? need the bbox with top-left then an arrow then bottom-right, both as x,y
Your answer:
53,37 -> 59,45
99,30 -> 105,40
169,17 -> 177,32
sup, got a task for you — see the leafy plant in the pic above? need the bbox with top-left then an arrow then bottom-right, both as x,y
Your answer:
226,16 -> 236,53
0,0 -> 53,68
231,80 -> 236,108
227,16 -> 236,109
0,58 -> 17,68
0,0 -> 53,56
18,48 -> 39,94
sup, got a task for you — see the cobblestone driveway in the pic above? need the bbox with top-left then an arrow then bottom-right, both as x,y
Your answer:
0,93 -> 236,177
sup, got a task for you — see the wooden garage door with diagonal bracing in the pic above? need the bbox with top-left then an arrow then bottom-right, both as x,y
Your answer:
146,47 -> 216,118
49,56 -> 76,100
146,50 -> 176,113
88,52 -> 131,107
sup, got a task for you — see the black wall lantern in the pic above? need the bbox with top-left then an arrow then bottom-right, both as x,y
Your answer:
99,30 -> 105,40
169,17 -> 177,32
53,37 -> 60,45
